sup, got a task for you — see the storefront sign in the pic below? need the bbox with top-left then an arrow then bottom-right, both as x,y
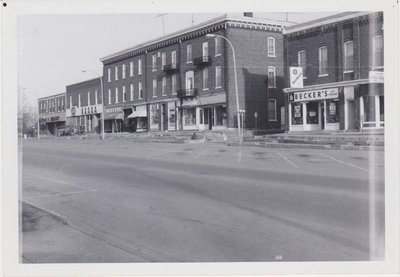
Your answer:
289,88 -> 338,102
71,106 -> 76,115
369,71 -> 384,83
105,107 -> 122,114
289,67 -> 304,88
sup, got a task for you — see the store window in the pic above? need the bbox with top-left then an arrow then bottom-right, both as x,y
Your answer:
379,95 -> 384,122
319,46 -> 328,76
326,99 -> 340,123
363,96 -> 376,122
151,104 -> 160,125
291,103 -> 303,125
344,41 -> 354,72
268,99 -> 277,121
306,102 -> 319,124
215,106 -> 227,126
373,35 -> 383,68
184,108 -> 196,126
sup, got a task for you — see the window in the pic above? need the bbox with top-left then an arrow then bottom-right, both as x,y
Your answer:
122,85 -> 126,102
202,42 -> 208,57
115,87 -> 119,103
267,37 -> 276,57
138,82 -> 143,99
215,106 -> 227,126
298,50 -> 306,77
108,89 -> 111,104
215,37 -> 222,56
268,99 -> 277,121
130,84 -> 134,101
319,46 -> 328,76
138,58 -> 143,75
69,96 -> 72,109
61,98 -> 64,111
152,54 -> 157,71
162,77 -> 167,95
107,68 -> 111,82
161,52 -> 166,68
171,74 -> 177,94
268,66 -> 276,87
87,91 -> 91,106
185,71 -> 194,90
130,61 -> 134,77
152,79 -> 157,97
78,94 -> 81,107
187,44 -> 192,63
344,41 -> 354,72
115,65 -> 119,80
215,66 -> 222,88
122,64 -> 126,78
172,51 -> 177,66
203,68 -> 208,89
373,35 -> 383,68
95,90 -> 98,105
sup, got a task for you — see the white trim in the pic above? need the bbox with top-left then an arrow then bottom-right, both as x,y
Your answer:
343,70 -> 354,74
318,74 -> 329,77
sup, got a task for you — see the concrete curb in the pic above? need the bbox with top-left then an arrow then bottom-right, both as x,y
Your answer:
227,142 -> 384,151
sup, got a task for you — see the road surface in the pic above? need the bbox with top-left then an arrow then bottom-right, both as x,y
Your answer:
21,138 -> 385,262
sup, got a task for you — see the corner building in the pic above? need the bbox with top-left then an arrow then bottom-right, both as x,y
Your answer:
100,14 -> 288,133
66,78 -> 103,134
283,12 -> 384,132
38,93 -> 66,136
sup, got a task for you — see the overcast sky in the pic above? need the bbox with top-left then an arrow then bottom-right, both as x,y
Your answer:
18,12 -> 336,106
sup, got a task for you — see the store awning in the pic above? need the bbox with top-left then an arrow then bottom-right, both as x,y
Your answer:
198,93 -> 226,106
104,112 -> 124,120
128,109 -> 147,118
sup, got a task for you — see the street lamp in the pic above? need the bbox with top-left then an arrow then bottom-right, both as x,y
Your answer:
206,34 -> 242,142
82,70 -> 105,140
22,87 -> 40,140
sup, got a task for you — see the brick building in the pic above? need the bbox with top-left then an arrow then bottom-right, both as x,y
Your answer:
38,93 -> 66,135
66,78 -> 103,134
100,13 -> 288,133
283,12 -> 384,132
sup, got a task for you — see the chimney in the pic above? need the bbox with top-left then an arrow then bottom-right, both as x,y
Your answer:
243,12 -> 253,18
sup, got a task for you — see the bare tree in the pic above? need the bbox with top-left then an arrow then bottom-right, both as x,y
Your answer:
18,88 -> 38,138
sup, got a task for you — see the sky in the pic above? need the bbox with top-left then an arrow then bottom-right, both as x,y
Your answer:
18,12 -> 337,106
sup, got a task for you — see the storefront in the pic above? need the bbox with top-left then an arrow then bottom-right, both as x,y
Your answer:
127,105 -> 148,132
104,106 -> 124,133
66,104 -> 103,134
39,115 -> 66,136
288,88 -> 340,131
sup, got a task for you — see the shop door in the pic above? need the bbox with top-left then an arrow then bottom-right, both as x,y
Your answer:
320,102 -> 325,130
204,108 -> 213,130
347,100 -> 355,130
162,104 -> 168,131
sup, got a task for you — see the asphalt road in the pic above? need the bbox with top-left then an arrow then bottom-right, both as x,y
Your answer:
21,138 -> 385,262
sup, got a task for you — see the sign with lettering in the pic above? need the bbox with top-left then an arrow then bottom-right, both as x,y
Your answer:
289,67 -> 303,88
290,88 -> 339,102
369,71 -> 384,83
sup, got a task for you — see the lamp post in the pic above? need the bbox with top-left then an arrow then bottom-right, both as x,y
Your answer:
206,34 -> 242,143
82,70 -> 105,140
22,87 -> 40,139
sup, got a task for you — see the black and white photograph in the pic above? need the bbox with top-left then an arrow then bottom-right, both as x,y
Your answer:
1,0 -> 399,276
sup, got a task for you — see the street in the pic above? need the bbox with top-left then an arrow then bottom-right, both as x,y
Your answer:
21,139 -> 385,262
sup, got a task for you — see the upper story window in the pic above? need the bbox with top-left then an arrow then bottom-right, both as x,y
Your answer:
319,46 -> 328,76
162,76 -> 167,95
268,66 -> 276,87
115,66 -> 119,80
115,87 -> 119,103
203,68 -> 208,90
202,42 -> 209,57
122,85 -> 126,102
152,54 -> 157,71
298,50 -> 307,78
107,68 -> 111,82
87,91 -> 91,106
172,51 -> 177,66
130,61 -> 134,77
161,52 -> 166,68
130,84 -> 134,101
186,44 -> 192,63
343,41 -> 354,72
69,96 -> 72,109
373,35 -> 383,68
108,89 -> 111,104
122,64 -> 126,79
215,66 -> 222,88
185,71 -> 194,90
138,82 -> 143,99
171,74 -> 177,94
152,79 -> 157,97
61,98 -> 64,111
267,37 -> 276,57
95,90 -> 98,105
78,94 -> 81,107
138,58 -> 143,75
215,37 -> 222,56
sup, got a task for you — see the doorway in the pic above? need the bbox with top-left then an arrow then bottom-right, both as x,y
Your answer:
347,100 -> 355,130
162,104 -> 168,131
320,102 -> 325,130
204,107 -> 213,130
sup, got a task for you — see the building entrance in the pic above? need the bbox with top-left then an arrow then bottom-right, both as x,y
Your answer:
320,102 -> 325,130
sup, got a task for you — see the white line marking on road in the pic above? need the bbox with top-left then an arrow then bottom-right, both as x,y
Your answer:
318,153 -> 368,172
24,189 -> 98,199
238,149 -> 242,163
24,172 -> 90,190
194,149 -> 208,159
273,150 -> 298,169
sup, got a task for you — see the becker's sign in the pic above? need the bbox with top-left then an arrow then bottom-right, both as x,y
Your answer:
289,88 -> 339,102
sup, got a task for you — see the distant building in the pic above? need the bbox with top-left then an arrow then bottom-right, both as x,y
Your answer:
66,78 -> 103,134
38,93 -> 66,136
100,13 -> 289,133
283,12 -> 384,132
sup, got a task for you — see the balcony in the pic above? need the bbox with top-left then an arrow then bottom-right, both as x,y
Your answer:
163,63 -> 179,74
193,56 -> 211,66
176,88 -> 198,98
